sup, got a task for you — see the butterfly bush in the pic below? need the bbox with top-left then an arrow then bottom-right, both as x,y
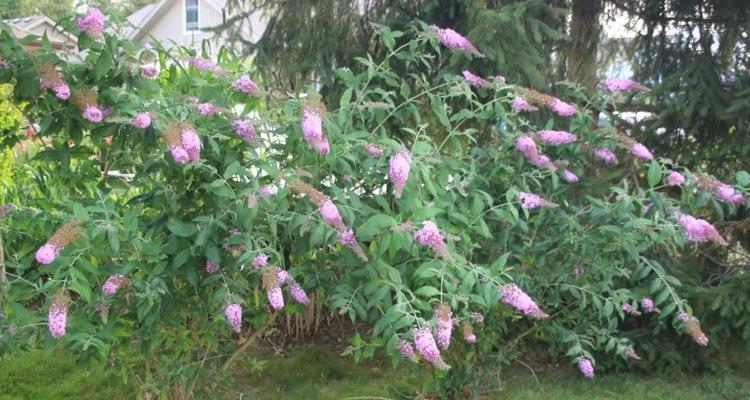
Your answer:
2,17 -> 749,396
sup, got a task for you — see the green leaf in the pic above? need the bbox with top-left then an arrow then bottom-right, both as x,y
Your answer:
340,88 -> 353,109
167,219 -> 197,237
358,214 -> 397,241
414,286 -> 441,298
647,160 -> 662,188
94,49 -> 114,80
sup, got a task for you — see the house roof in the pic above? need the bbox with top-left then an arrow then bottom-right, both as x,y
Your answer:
125,0 -> 228,40
2,15 -> 76,47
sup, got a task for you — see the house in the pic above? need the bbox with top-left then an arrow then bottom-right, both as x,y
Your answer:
2,15 -> 77,51
124,0 -> 266,52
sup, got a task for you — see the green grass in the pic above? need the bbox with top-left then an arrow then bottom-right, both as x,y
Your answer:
1,346 -> 748,400
0,350 -> 129,400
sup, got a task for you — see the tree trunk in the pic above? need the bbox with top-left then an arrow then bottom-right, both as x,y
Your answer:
567,0 -> 603,94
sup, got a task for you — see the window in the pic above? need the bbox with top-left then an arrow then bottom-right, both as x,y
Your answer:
185,0 -> 199,32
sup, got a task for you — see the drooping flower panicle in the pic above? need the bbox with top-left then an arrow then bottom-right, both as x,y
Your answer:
132,112 -> 152,129
414,326 -> 450,369
594,148 -> 618,164
548,98 -> 577,116
435,303 -> 453,349
48,291 -> 69,338
102,275 -> 128,295
578,358 -> 595,378
499,283 -> 548,319
301,104 -> 329,155
232,119 -> 257,142
677,213 -> 728,246
536,130 -> 577,145
512,96 -> 538,113
604,78 -> 646,93
432,26 -> 483,57
232,75 -> 261,96
630,142 -> 654,161
463,70 -> 493,88
414,221 -> 451,260
76,8 -> 105,38
519,192 -> 558,209
389,150 -> 412,199
399,340 -> 418,362
224,303 -> 242,333
667,171 -> 686,186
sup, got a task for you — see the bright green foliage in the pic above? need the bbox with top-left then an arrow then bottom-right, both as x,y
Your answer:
0,12 -> 748,399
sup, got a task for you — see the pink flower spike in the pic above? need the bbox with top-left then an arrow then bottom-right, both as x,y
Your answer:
630,142 -> 654,160
252,253 -> 269,268
232,119 -> 257,142
536,130 -> 577,145
389,150 -> 412,198
170,146 -> 189,164
578,358 -> 595,378
604,78 -> 646,93
206,261 -> 220,274
515,135 -> 538,158
715,184 -> 746,205
435,304 -> 453,349
76,8 -> 105,38
562,169 -> 579,183
267,286 -> 284,310
414,221 -> 451,260
48,301 -> 68,338
594,148 -> 618,164
549,98 -> 576,116
35,244 -> 59,265
363,143 -> 383,157
432,26 -> 483,58
232,75 -> 260,96
289,281 -> 309,305
519,192 -> 558,209
399,340 -> 418,362
224,303 -> 242,333
54,84 -> 70,100
512,97 -> 538,113
499,283 -> 549,319
677,213 -> 728,246
132,112 -> 152,129
318,198 -> 344,228
462,70 -> 493,88
414,326 -> 450,369
83,106 -> 103,123
667,171 -> 686,186
102,275 -> 126,295
180,127 -> 201,162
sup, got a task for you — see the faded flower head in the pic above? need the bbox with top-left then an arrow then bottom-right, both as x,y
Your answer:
435,303 -> 453,349
48,292 -> 69,338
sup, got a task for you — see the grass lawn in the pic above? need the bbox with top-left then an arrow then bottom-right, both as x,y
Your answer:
1,345 -> 748,399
